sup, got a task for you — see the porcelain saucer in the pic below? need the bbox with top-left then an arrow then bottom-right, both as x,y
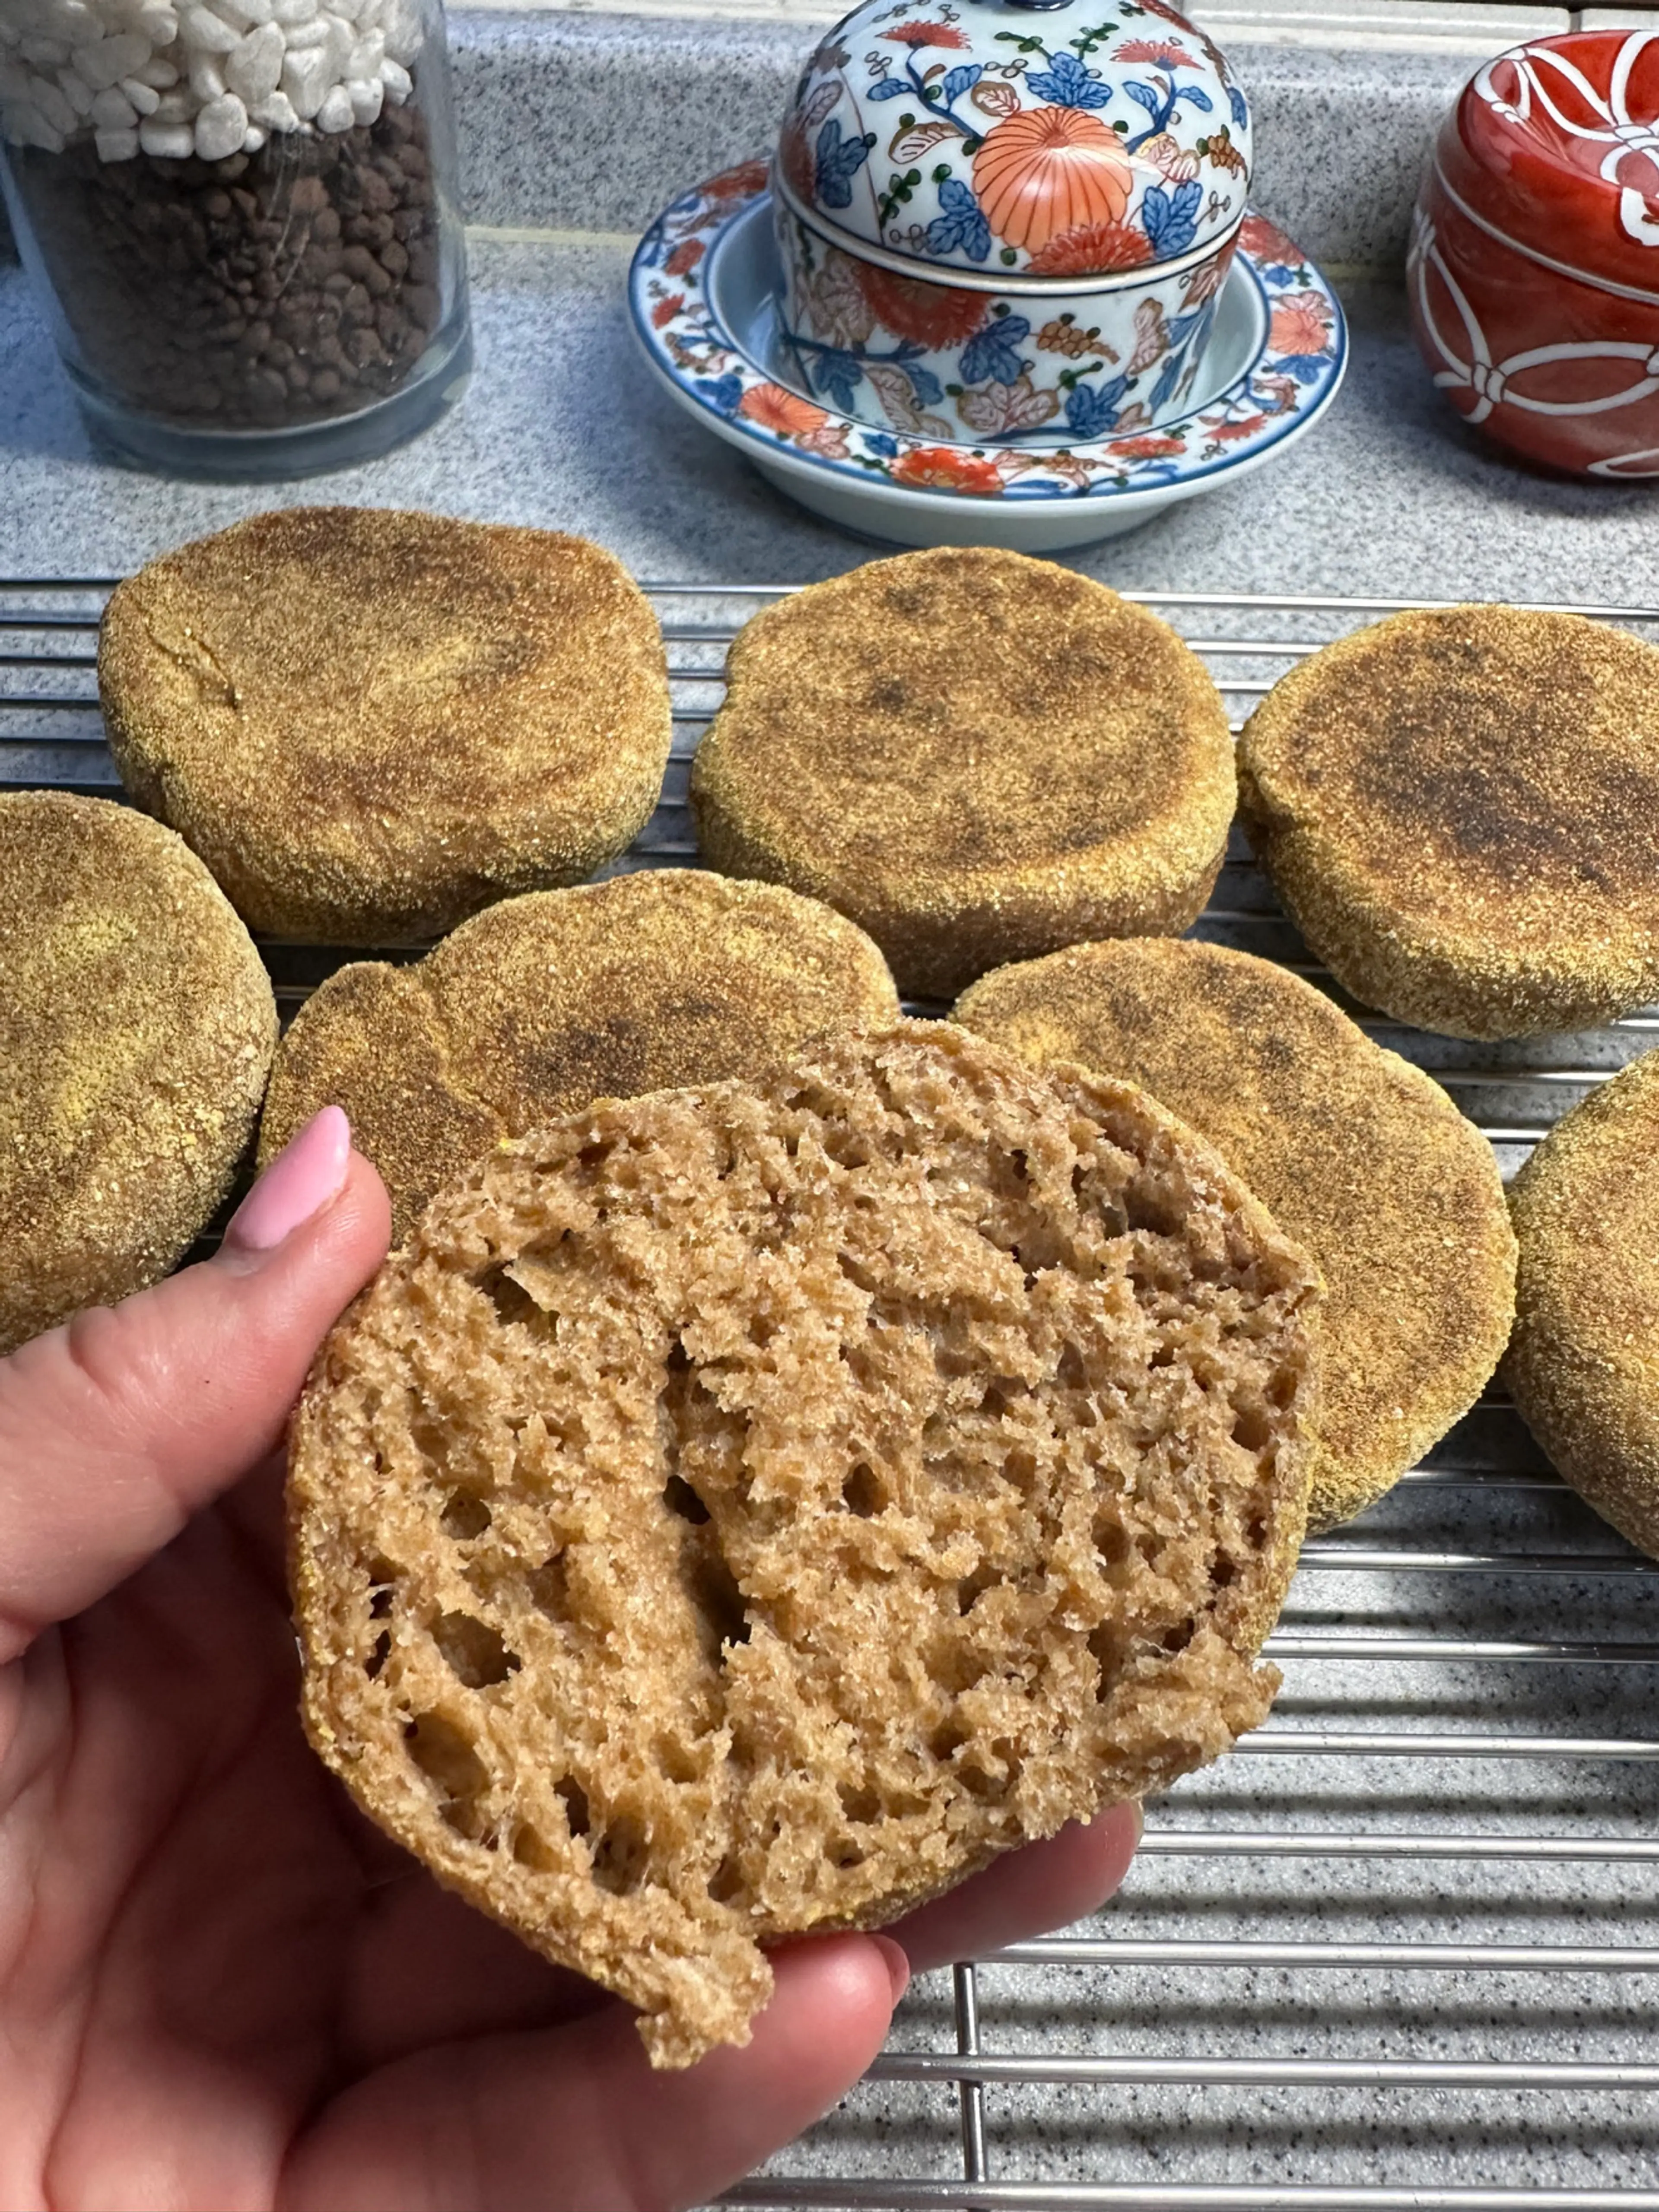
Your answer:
629,162 -> 1348,552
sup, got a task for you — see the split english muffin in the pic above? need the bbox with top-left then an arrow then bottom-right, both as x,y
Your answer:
955,938 -> 1517,1530
289,1022 -> 1319,2066
1238,604 -> 1659,1040
690,548 -> 1236,1001
0,791 -> 276,1355
98,507 -> 673,945
259,870 -> 900,1243
1506,1048 -> 1659,1558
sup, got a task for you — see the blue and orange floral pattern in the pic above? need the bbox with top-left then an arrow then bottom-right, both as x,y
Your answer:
632,170 -> 1346,503
774,0 -> 1251,280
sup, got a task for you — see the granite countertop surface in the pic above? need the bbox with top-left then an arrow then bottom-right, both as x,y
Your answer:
5,235 -> 1659,602
5,8 -> 1655,599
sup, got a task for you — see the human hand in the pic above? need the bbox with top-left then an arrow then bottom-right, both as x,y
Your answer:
0,1108 -> 1140,2212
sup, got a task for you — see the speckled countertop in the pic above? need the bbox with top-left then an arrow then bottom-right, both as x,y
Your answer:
5,18 -> 1659,2205
6,239 -> 1659,603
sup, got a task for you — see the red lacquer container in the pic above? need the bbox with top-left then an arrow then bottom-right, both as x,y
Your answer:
1409,29 -> 1659,478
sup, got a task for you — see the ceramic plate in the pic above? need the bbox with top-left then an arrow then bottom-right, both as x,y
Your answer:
629,161 -> 1347,551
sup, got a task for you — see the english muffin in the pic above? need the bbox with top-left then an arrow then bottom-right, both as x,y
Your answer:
99,508 -> 673,944
690,549 -> 1236,1000
290,1022 -> 1319,2067
1238,604 -> 1659,1039
956,939 -> 1517,1530
259,871 -> 900,1241
1506,1048 -> 1659,1557
0,791 -> 276,1355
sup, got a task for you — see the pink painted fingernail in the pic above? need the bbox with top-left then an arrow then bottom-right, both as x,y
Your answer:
873,1935 -> 911,2006
226,1106 -> 351,1254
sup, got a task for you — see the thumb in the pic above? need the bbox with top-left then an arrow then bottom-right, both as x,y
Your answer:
0,1107 -> 391,1658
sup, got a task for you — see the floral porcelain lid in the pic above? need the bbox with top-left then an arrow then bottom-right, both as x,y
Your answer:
1441,31 -> 1659,297
775,0 -> 1251,283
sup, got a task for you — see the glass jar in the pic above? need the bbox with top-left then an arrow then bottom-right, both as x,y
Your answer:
0,0 -> 471,476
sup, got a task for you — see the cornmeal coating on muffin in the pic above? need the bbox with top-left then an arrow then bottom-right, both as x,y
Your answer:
690,548 -> 1236,1000
957,939 -> 1516,1530
0,791 -> 276,1354
1507,1048 -> 1659,1557
1238,604 -> 1659,1039
259,871 -> 900,1241
289,1022 -> 1318,2067
99,508 -> 673,944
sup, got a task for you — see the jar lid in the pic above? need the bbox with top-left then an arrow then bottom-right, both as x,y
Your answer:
775,0 -> 1250,283
1440,30 -> 1659,300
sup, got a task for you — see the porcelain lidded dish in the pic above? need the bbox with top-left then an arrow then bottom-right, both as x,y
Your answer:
1410,29 -> 1659,478
772,0 -> 1252,443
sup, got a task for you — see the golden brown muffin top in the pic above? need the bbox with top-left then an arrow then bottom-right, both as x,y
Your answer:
1507,1047 -> 1659,1551
97,507 -> 672,941
0,790 -> 276,1351
692,547 -> 1234,889
260,870 -> 901,1240
956,937 -> 1517,1529
1241,605 -> 1659,949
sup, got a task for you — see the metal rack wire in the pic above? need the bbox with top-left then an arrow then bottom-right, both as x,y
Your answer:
5,581 -> 1659,2209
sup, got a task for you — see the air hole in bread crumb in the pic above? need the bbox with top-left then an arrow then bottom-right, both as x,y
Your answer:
956,1565 -> 997,1615
979,1377 -> 1017,1419
369,1586 -> 394,1621
930,1717 -> 969,1761
1126,1183 -> 1183,1238
708,1853 -> 744,1902
1247,1514 -> 1269,1548
479,1267 -> 543,1330
365,1630 -> 390,1679
434,1610 -> 521,1688
1232,1406 -> 1272,1453
664,1474 -> 711,1525
512,1825 -> 559,1872
1161,1619 -> 1197,1654
838,1782 -> 882,1823
1088,1622 -> 1124,1686
556,1776 -> 591,1838
1004,1447 -> 1038,1493
1093,1514 -> 1130,1572
405,1712 -> 489,1825
529,1554 -> 570,1619
842,1462 -> 884,1517
689,1549 -> 750,1655
831,1840 -> 867,1869
577,1142 -> 613,1172
440,1490 -> 493,1540
591,1814 -> 648,1895
1212,1552 -> 1236,1590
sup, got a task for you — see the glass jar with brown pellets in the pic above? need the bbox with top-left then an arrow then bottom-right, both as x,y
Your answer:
0,0 -> 471,476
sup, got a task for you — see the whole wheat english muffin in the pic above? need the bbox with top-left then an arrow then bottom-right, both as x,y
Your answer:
1507,1048 -> 1659,1557
290,1022 -> 1319,2066
0,791 -> 276,1355
259,870 -> 900,1242
690,548 -> 1236,1000
956,939 -> 1517,1530
1238,605 -> 1659,1039
98,508 -> 673,944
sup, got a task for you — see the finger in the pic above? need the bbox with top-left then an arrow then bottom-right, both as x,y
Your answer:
338,1869 -> 616,2072
0,1108 -> 390,1657
889,1801 -> 1142,1974
280,1932 -> 907,2212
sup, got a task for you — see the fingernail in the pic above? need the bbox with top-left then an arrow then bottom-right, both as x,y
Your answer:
1128,1797 -> 1145,1846
872,1935 -> 911,2007
226,1107 -> 351,1255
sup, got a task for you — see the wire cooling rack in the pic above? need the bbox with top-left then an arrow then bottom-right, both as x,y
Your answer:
6,579 -> 1659,2209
